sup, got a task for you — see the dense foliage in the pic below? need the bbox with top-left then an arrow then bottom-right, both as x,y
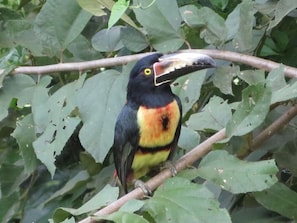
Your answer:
0,0 -> 297,222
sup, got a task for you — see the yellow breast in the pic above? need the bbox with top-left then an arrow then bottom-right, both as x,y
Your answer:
137,100 -> 180,148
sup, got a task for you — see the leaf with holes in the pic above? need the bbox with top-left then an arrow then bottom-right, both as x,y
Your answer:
197,151 -> 278,194
143,177 -> 231,223
33,75 -> 85,177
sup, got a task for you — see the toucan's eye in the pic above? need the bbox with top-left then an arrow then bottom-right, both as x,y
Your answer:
144,68 -> 152,76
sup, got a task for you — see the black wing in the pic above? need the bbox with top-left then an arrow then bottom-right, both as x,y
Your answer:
112,103 -> 139,192
167,96 -> 182,161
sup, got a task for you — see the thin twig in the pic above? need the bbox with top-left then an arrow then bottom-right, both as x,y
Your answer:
78,129 -> 227,223
2,50 -> 297,78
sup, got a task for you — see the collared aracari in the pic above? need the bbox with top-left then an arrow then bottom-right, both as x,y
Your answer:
112,52 -> 215,193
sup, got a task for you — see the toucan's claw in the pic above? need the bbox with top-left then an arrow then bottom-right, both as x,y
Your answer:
162,161 -> 178,176
134,180 -> 152,196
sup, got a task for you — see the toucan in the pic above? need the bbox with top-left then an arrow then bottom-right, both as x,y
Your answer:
112,52 -> 215,193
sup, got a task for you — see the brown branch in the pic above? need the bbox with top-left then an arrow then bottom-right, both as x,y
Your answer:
2,50 -> 297,78
78,129 -> 227,223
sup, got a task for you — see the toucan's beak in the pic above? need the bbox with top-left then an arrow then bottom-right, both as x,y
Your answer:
153,52 -> 216,86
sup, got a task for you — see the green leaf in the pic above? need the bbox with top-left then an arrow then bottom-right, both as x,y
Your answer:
53,185 -> 119,222
34,0 -> 92,55
11,114 -> 39,174
233,0 -> 256,52
95,211 -> 149,223
172,69 -> 207,115
133,0 -> 184,52
197,151 -> 278,194
0,20 -> 43,56
45,171 -> 89,204
108,0 -> 130,29
77,0 -> 106,16
178,126 -> 200,152
120,26 -> 149,52
33,75 -> 85,177
226,84 -> 271,137
268,65 -> 297,104
0,192 -> 20,223
93,0 -> 138,29
120,199 -> 145,212
254,182 -> 297,220
144,177 -> 231,223
266,65 -> 286,92
94,199 -> 146,223
213,66 -> 239,95
180,5 -> 227,46
231,206 -> 289,223
0,163 -> 26,197
237,70 -> 265,86
274,141 -> 297,175
67,35 -> 102,62
77,69 -> 127,163
0,48 -> 28,88
0,74 -> 36,121
268,0 -> 297,30
188,96 -> 232,132
92,26 -> 124,52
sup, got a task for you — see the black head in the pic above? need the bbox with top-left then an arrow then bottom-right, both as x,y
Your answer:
127,52 -> 216,103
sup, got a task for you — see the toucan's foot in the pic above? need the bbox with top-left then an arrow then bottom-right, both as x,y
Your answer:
162,161 -> 177,176
134,180 -> 152,196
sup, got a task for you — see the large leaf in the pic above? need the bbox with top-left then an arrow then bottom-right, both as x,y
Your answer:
178,126 -> 200,153
172,69 -> 207,116
267,66 -> 297,104
233,0 -> 256,52
226,84 -> 271,137
0,192 -> 20,223
237,70 -> 265,86
77,69 -> 128,163
0,74 -> 36,121
144,177 -> 231,223
120,26 -> 149,52
197,151 -> 278,194
77,0 -> 106,16
213,66 -> 239,95
0,20 -> 43,55
34,0 -> 92,55
180,5 -> 227,46
11,114 -> 39,174
92,26 -> 124,52
33,75 -> 85,177
268,0 -> 297,30
95,200 -> 147,223
133,0 -> 184,52
274,141 -> 297,176
254,182 -> 297,220
53,184 -> 119,222
188,96 -> 232,132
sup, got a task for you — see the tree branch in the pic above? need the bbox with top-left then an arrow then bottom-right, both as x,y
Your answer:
2,50 -> 297,78
78,129 -> 227,223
